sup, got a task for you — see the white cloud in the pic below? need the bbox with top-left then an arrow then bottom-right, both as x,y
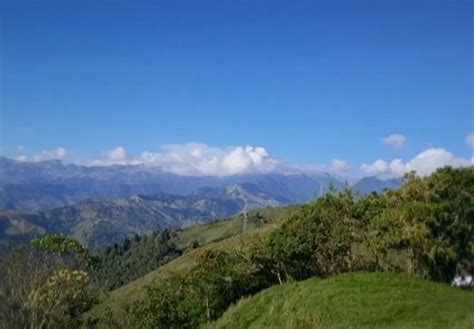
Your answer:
382,134 -> 406,150
361,159 -> 388,175
330,159 -> 351,173
96,146 -> 133,165
361,148 -> 472,177
14,145 -> 27,161
84,143 -> 288,176
136,143 -> 285,176
466,132 -> 474,148
387,159 -> 407,177
407,148 -> 471,176
33,147 -> 68,162
9,142 -> 471,178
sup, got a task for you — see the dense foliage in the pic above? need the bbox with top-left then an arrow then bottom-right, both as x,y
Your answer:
133,249 -> 271,329
94,230 -> 181,290
92,207 -> 294,291
30,233 -> 97,269
128,167 -> 473,328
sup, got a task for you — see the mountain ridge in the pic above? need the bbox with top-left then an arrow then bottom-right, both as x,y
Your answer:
0,156 -> 399,212
0,184 -> 286,249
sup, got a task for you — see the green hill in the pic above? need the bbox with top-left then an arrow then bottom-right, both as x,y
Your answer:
210,272 -> 474,329
88,205 -> 297,316
88,167 -> 473,327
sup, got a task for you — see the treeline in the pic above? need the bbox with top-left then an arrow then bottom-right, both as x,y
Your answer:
0,167 -> 472,329
94,230 -> 182,290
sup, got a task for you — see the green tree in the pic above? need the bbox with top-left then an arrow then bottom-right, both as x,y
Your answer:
31,234 -> 97,269
368,167 -> 474,281
267,189 -> 357,282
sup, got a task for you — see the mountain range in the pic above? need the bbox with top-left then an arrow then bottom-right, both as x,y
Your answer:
0,157 -> 400,250
0,183 -> 290,250
0,157 -> 399,211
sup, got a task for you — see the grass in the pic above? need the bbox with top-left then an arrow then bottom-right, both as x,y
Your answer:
86,205 -> 298,319
174,205 -> 298,250
209,272 -> 474,329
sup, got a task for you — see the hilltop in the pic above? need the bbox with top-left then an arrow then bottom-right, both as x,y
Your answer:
209,272 -> 474,329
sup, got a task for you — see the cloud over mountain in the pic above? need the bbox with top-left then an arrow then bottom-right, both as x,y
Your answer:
32,147 -> 68,162
97,146 -> 134,165
139,144 -> 287,176
330,159 -> 351,173
93,143 -> 289,176
361,148 -> 472,176
7,140 -> 472,178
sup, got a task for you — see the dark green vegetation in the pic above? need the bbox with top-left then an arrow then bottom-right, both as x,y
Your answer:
95,230 -> 181,290
210,272 -> 474,329
95,206 -> 296,291
1,167 -> 472,329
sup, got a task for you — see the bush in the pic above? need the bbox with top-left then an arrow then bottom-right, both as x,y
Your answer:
267,190 -> 357,282
0,236 -> 96,329
132,248 -> 273,328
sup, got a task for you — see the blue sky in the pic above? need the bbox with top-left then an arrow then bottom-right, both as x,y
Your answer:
1,0 -> 472,176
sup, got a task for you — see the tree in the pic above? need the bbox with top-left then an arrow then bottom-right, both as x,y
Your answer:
132,248 -> 270,328
267,189 -> 357,282
26,269 -> 93,328
368,167 -> 474,281
30,234 -> 97,269
0,236 -> 96,329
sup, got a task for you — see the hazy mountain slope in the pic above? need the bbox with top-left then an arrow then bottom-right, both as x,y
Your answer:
0,157 -> 346,211
352,176 -> 400,194
0,212 -> 48,254
209,272 -> 474,329
0,184 -> 287,249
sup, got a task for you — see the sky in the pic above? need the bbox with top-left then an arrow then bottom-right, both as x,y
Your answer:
0,0 -> 473,177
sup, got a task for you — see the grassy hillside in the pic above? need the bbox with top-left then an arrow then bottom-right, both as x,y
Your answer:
173,206 -> 297,249
210,272 -> 474,329
90,167 -> 473,327
0,211 -> 47,253
88,205 -> 298,317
